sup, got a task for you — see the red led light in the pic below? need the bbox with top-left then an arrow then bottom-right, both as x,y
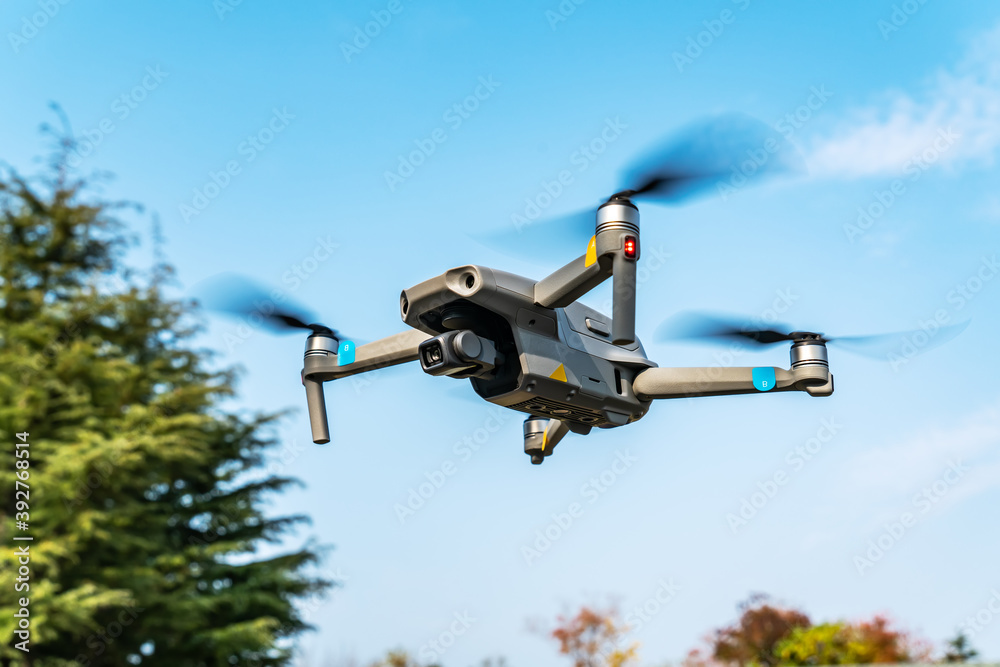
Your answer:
623,236 -> 637,259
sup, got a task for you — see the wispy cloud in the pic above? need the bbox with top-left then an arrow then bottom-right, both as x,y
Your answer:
804,23 -> 1000,178
845,400 -> 1000,514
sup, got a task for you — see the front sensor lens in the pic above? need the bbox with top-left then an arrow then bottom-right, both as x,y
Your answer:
422,342 -> 443,366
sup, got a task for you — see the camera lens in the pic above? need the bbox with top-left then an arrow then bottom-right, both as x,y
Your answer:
422,342 -> 443,366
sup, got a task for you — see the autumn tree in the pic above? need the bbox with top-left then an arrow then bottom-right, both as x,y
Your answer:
694,594 -> 934,667
365,650 -> 443,667
0,135 -> 331,664
550,605 -> 639,667
774,615 -> 931,665
710,595 -> 811,667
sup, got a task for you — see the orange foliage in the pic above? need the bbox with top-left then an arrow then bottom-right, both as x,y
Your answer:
711,598 -> 811,667
848,614 -> 934,663
551,606 -> 639,667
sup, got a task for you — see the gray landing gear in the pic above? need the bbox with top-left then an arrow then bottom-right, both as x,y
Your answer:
523,416 -> 570,465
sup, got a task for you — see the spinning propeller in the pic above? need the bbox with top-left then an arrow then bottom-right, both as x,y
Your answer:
194,273 -> 344,339
656,311 -> 970,359
487,112 -> 804,248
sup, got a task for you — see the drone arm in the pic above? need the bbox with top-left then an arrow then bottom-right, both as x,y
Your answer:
302,329 -> 432,382
303,378 -> 331,444
533,252 -> 611,309
611,251 -> 636,345
301,329 -> 432,444
632,365 -> 833,400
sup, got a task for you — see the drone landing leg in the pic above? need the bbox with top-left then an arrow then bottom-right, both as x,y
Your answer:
523,417 -> 571,464
301,329 -> 432,444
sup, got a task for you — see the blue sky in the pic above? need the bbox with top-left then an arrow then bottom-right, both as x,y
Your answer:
3,1 -> 1000,664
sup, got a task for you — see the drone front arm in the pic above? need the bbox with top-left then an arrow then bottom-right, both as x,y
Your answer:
632,365 -> 833,400
301,328 -> 432,444
303,329 -> 431,381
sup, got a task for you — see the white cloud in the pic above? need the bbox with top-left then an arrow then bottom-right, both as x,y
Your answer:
844,400 -> 1000,520
804,23 -> 1000,178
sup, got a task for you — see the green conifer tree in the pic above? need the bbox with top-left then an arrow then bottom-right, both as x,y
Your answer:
0,138 -> 332,666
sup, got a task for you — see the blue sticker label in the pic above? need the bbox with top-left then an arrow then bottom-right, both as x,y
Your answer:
338,340 -> 355,366
752,367 -> 776,392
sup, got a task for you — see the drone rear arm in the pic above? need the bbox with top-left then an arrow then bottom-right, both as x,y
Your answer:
632,365 -> 833,400
534,252 -> 611,308
301,329 -> 432,443
532,201 -> 641,346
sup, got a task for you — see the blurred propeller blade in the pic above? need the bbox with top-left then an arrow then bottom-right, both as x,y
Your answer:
477,112 -> 804,250
826,320 -> 970,359
616,112 -> 803,204
194,273 -> 339,337
470,207 -> 600,261
656,310 -> 971,360
655,311 -> 797,346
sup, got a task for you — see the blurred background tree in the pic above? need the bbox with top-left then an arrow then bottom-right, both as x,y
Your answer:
686,594 -> 935,667
365,649 -> 441,667
0,135 -> 332,665
550,605 -> 639,667
943,632 -> 979,663
774,615 -> 931,665
710,594 -> 811,667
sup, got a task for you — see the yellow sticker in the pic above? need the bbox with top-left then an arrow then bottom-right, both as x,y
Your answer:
549,364 -> 567,383
584,236 -> 597,267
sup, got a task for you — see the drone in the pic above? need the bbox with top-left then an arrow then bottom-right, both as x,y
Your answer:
203,115 -> 965,464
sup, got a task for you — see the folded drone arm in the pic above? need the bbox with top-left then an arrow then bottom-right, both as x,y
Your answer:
632,365 -> 833,400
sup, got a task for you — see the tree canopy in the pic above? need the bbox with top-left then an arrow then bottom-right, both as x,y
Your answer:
0,142 -> 331,665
